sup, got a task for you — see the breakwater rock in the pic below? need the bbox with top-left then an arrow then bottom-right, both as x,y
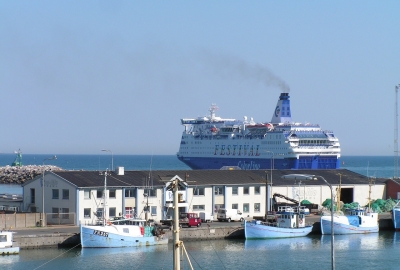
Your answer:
0,165 -> 63,185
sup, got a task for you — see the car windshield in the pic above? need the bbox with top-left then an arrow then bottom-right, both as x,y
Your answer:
218,209 -> 226,214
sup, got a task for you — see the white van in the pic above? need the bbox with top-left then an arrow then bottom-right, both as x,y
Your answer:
217,208 -> 244,222
199,212 -> 214,223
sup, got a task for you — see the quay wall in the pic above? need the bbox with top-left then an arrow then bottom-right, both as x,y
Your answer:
14,233 -> 80,249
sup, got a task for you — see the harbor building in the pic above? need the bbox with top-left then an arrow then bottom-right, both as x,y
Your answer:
18,168 -> 388,226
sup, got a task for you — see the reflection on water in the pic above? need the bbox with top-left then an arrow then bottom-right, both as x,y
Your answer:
321,233 -> 381,250
244,236 -> 314,250
4,233 -> 400,270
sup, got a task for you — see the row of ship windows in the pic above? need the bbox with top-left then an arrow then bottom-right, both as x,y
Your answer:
179,147 -> 288,154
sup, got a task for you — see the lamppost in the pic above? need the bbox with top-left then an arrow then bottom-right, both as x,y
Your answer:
101,149 -> 113,171
282,174 -> 335,270
265,151 -> 274,212
42,155 -> 57,227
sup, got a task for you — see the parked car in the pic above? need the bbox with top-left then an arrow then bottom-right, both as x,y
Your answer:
217,208 -> 244,222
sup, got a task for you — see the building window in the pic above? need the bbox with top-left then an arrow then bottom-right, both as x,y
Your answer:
84,208 -> 91,218
145,189 -> 156,197
125,189 -> 136,198
243,187 -> 249,195
52,208 -> 59,218
214,204 -> 224,213
232,203 -> 238,210
52,189 -> 59,199
254,186 -> 260,195
109,207 -> 116,217
62,189 -> 69,200
254,203 -> 260,212
96,208 -> 104,219
84,190 -> 91,199
97,190 -> 103,198
193,187 -> 205,196
62,208 -> 69,219
193,205 -> 205,211
232,187 -> 238,195
215,186 -> 224,195
109,189 -> 116,198
151,206 -> 157,216
243,203 -> 249,213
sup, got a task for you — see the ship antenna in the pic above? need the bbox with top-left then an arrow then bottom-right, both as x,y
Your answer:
395,84 -> 400,179
209,104 -> 218,120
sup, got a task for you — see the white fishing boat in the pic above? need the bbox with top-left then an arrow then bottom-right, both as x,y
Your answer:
320,207 -> 379,235
80,171 -> 168,248
0,231 -> 19,255
392,201 -> 400,231
244,206 -> 313,239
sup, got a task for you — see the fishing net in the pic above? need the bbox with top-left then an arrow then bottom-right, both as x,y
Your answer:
301,200 -> 312,204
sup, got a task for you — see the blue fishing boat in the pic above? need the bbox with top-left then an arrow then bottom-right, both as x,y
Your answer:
80,171 -> 168,248
80,217 -> 168,248
244,206 -> 313,239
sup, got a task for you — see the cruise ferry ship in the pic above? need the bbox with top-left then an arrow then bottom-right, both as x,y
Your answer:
177,92 -> 341,170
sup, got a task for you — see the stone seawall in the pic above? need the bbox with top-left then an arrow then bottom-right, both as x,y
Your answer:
0,165 -> 62,184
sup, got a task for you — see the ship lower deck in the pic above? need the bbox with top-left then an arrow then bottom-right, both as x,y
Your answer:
177,156 -> 340,170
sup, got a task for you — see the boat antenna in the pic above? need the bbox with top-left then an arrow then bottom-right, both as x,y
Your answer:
395,84 -> 400,179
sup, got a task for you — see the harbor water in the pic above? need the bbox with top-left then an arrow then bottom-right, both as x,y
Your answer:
1,232 -> 400,270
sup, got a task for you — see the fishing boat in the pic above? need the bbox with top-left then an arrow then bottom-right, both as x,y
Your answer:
0,231 -> 19,255
320,207 -> 379,235
392,201 -> 400,230
244,206 -> 313,239
80,171 -> 168,248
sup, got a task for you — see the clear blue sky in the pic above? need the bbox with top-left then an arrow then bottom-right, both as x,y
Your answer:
1,1 -> 399,156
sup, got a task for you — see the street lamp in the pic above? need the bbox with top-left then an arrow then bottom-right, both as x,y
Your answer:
42,155 -> 57,227
265,151 -> 274,212
101,149 -> 113,171
281,174 -> 335,270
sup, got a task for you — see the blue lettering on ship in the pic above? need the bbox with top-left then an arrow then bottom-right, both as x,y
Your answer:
214,145 -> 260,156
237,161 -> 261,170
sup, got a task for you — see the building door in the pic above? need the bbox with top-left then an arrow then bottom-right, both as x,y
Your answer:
30,188 -> 35,204
340,188 -> 354,204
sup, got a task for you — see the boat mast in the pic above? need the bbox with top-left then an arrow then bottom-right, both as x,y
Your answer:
103,170 -> 108,225
336,173 -> 343,212
395,85 -> 400,179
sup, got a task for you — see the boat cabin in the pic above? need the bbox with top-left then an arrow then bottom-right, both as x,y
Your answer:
276,206 -> 306,228
0,231 -> 19,255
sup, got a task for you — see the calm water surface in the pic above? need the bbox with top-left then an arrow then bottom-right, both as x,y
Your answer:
2,232 -> 399,270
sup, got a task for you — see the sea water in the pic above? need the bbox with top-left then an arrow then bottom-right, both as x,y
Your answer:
0,154 -> 396,178
1,232 -> 400,270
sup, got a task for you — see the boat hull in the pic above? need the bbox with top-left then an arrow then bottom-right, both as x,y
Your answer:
0,247 -> 19,255
244,220 -> 313,239
80,225 -> 168,248
320,216 -> 379,235
178,156 -> 340,170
